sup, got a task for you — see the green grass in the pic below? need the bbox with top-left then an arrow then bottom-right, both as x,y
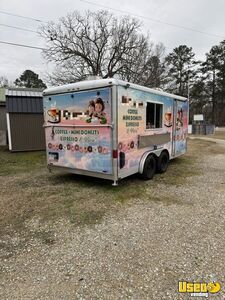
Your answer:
0,146 -> 46,176
188,138 -> 225,155
191,130 -> 225,141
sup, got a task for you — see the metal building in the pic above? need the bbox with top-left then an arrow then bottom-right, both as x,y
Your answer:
0,88 -> 7,145
6,88 -> 45,151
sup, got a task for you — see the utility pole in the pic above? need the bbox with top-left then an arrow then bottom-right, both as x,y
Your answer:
212,69 -> 216,125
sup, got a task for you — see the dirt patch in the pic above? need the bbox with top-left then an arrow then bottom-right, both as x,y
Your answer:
213,131 -> 225,140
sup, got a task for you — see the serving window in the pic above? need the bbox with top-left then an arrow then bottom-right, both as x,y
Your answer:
146,102 -> 163,129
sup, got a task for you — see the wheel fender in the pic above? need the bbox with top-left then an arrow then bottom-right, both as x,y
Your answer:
139,149 -> 162,174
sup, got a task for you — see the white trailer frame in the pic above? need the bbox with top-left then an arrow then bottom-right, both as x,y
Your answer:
43,79 -> 188,185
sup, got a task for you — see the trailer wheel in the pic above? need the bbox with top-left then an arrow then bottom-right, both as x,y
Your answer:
141,154 -> 156,180
157,151 -> 169,173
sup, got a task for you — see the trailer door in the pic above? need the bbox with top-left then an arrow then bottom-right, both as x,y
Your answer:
172,99 -> 188,157
44,87 -> 113,174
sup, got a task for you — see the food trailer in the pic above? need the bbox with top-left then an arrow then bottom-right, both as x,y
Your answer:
43,79 -> 188,185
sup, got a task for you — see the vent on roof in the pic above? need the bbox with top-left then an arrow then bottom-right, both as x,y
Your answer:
86,75 -> 102,81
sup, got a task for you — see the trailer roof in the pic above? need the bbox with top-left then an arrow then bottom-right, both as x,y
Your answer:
43,78 -> 187,101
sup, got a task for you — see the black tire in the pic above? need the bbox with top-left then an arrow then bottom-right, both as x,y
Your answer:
141,154 -> 156,180
157,151 -> 169,173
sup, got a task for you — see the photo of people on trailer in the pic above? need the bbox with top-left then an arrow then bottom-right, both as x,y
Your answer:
176,108 -> 183,129
86,97 -> 107,124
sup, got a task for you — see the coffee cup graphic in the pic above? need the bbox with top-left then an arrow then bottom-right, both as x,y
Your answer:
47,107 -> 61,123
164,111 -> 172,127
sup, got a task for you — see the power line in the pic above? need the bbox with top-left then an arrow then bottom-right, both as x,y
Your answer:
0,10 -> 45,23
0,7 -> 211,57
80,0 -> 225,39
0,23 -> 38,33
0,40 -> 45,50
0,39 -> 205,58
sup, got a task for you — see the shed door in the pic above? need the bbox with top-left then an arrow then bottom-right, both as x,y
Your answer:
8,113 -> 45,151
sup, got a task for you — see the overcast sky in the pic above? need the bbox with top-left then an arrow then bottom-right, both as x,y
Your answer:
0,0 -> 225,85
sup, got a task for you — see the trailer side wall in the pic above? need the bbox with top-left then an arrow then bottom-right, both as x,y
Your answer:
117,86 -> 188,177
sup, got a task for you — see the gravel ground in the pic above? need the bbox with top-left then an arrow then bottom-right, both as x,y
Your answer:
1,139 -> 225,299
190,135 -> 225,145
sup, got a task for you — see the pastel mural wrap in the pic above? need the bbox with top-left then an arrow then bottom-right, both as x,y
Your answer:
44,88 -> 111,126
174,100 -> 188,155
117,86 -> 188,173
44,88 -> 112,174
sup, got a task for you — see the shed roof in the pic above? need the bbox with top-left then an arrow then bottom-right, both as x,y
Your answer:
6,88 -> 43,97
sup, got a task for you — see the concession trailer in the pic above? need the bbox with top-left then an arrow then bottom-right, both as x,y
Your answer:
43,78 -> 188,185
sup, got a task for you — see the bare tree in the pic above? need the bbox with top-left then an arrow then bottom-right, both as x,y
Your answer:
40,10 -> 164,86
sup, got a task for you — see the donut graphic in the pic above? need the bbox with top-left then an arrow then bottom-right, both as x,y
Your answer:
87,146 -> 92,152
55,144 -> 59,150
75,144 -> 79,151
103,147 -> 108,154
98,146 -> 103,153
59,144 -> 63,150
130,141 -> 134,149
71,145 -> 75,151
67,144 -> 71,150
122,144 -> 127,151
48,143 -> 52,149
118,142 -> 123,150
